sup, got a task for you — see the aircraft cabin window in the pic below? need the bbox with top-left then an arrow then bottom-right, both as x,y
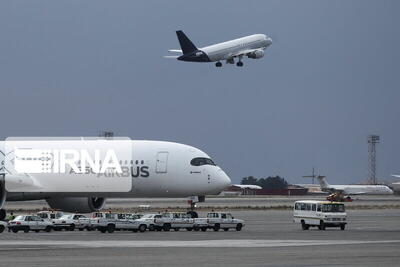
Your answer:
190,157 -> 216,166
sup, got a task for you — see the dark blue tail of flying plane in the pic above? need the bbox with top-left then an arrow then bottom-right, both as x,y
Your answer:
176,30 -> 198,55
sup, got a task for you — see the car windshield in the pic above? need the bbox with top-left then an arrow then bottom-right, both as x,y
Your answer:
322,204 -> 345,212
14,215 -> 24,221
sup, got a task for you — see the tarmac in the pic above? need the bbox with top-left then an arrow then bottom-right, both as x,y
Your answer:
1,196 -> 400,267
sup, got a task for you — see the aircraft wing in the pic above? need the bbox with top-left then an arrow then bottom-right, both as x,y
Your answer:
230,48 -> 261,58
232,184 -> 262,190
391,175 -> 400,178
168,49 -> 183,53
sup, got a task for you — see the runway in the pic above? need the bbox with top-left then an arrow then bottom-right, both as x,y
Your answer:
0,206 -> 400,266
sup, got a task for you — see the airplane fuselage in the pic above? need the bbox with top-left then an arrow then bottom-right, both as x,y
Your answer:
323,184 -> 393,195
171,31 -> 272,66
1,140 -> 231,201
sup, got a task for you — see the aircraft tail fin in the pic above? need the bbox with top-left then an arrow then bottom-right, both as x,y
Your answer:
317,176 -> 329,189
176,30 -> 198,54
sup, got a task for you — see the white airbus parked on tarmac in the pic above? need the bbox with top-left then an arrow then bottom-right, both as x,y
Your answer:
166,30 -> 272,67
0,138 -> 231,220
316,176 -> 393,201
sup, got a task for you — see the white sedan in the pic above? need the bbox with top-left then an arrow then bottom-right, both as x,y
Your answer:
8,215 -> 53,233
52,214 -> 91,231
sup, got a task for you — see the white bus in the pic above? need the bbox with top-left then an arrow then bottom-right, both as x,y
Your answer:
293,200 -> 347,230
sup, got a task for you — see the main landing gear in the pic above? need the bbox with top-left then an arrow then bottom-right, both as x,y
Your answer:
236,61 -> 243,67
215,62 -> 222,67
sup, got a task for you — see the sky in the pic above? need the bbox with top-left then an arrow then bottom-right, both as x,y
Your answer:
0,0 -> 399,184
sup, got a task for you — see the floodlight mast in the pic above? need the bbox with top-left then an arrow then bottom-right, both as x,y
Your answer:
368,135 -> 380,185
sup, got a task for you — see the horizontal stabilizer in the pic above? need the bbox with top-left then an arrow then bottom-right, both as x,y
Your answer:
168,49 -> 183,53
163,56 -> 179,59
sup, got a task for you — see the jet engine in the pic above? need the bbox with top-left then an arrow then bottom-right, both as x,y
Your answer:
46,197 -> 106,213
247,50 -> 264,59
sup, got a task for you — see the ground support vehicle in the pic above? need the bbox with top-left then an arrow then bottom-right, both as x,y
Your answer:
8,215 -> 53,233
293,200 -> 347,230
154,212 -> 195,231
52,214 -> 91,231
206,212 -> 245,231
93,213 -> 142,233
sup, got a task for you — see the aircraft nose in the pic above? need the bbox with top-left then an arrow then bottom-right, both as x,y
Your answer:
217,169 -> 232,189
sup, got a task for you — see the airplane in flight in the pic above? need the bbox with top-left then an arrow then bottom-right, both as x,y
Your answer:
316,176 -> 393,201
166,30 -> 272,67
0,139 -> 231,220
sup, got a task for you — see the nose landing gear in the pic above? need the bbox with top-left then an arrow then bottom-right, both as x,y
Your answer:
236,61 -> 243,67
215,62 -> 222,67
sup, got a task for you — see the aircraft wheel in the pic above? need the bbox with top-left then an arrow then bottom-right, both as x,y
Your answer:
215,62 -> 222,67
236,61 -> 243,67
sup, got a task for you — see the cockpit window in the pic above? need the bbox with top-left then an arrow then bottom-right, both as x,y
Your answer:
190,157 -> 216,166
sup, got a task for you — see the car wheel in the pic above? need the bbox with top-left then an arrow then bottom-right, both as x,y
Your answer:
193,226 -> 200,231
163,224 -> 171,231
69,224 -> 75,231
24,227 -> 30,233
148,224 -> 155,231
186,227 -> 193,231
107,224 -> 115,233
340,224 -> 346,230
301,220 -> 309,230
139,224 -> 147,233
45,226 -> 52,232
0,225 -> 4,233
12,228 -> 18,233
318,221 -> 326,230
213,224 -> 220,232
223,228 -> 229,232
201,227 -> 207,232
236,224 -> 242,231
34,230 -> 40,233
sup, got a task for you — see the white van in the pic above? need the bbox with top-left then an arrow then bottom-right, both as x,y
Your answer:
293,200 -> 347,230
